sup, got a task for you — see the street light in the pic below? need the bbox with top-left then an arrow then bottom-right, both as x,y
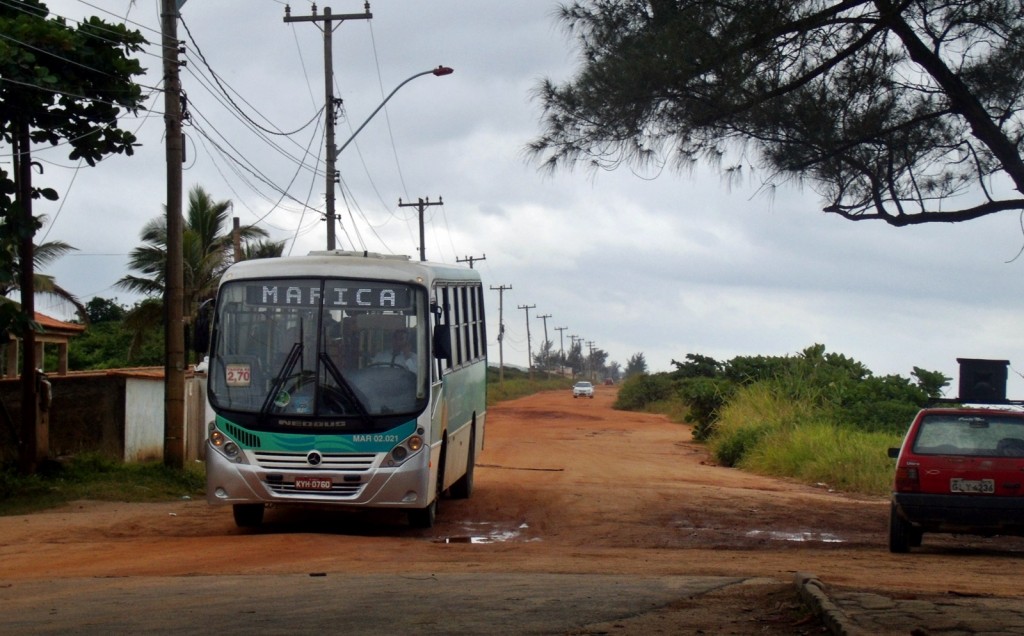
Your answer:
337,65 -> 454,155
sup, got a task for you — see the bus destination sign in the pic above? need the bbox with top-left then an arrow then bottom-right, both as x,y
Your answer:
245,282 -> 413,310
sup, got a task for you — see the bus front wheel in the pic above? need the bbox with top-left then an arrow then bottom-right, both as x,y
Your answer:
233,503 -> 265,528
410,445 -> 446,528
408,499 -> 436,529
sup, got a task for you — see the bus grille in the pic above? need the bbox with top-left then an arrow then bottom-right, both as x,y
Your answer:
224,423 -> 261,448
266,482 -> 365,498
252,451 -> 377,471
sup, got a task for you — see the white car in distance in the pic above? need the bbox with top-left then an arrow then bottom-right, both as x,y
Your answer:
573,381 -> 594,399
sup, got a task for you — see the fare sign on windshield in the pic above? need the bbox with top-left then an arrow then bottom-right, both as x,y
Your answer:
244,282 -> 413,310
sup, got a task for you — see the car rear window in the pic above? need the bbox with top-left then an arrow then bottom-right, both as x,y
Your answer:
912,414 -> 1024,457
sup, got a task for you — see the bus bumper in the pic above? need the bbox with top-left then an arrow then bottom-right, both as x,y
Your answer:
205,441 -> 436,510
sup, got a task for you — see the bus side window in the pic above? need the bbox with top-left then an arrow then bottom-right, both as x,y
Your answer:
433,288 -> 453,372
433,325 -> 451,361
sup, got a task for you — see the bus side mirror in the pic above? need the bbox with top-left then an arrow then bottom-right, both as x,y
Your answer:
432,327 -> 451,361
192,300 -> 212,354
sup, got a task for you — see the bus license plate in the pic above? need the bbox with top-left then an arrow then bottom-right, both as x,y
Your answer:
295,477 -> 332,491
950,478 -> 994,494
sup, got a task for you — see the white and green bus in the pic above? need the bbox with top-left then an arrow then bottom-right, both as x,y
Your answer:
203,251 -> 486,528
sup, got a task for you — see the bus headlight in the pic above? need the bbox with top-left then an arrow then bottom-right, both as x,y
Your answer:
209,426 -> 242,462
210,429 -> 227,445
390,435 -> 424,465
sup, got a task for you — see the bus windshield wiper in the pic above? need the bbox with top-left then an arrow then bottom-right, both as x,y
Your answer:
260,342 -> 303,415
319,353 -> 371,421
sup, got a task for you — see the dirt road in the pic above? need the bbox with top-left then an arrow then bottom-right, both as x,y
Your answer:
1,388 -> 1023,634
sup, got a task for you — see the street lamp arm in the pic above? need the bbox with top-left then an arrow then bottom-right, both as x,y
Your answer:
337,65 -> 453,155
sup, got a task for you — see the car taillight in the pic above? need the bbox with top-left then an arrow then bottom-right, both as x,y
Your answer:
894,465 -> 920,492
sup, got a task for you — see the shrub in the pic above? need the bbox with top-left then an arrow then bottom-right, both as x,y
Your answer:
614,373 -> 674,411
677,377 -> 735,440
708,382 -> 824,463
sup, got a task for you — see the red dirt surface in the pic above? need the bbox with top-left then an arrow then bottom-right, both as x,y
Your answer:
2,388 -> 1022,633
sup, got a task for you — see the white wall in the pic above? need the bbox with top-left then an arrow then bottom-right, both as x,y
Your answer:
124,377 -> 164,462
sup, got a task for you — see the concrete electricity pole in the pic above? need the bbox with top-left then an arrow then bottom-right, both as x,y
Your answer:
518,304 -> 536,379
398,197 -> 443,261
537,313 -> 551,371
490,285 -> 512,384
554,326 -> 567,376
161,0 -> 186,468
456,254 -> 486,268
284,4 -> 372,250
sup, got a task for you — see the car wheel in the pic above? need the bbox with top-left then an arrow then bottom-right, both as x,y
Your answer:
909,528 -> 923,547
888,502 -> 912,553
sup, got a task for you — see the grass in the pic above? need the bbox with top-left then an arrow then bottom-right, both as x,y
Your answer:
486,367 -> 574,405
705,381 -> 904,496
0,454 -> 205,516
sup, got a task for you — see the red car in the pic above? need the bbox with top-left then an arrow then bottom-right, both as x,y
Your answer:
888,407 -> 1024,552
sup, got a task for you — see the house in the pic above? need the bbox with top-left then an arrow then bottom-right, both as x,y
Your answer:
1,310 -> 86,377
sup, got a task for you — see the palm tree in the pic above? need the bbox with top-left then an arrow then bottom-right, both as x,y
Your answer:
242,238 -> 286,260
0,228 -> 89,324
116,185 -> 277,358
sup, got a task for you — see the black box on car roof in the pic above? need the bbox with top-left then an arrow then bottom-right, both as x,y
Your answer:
957,358 -> 1009,404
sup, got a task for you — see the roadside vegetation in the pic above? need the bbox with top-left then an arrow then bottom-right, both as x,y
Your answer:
1,345 -> 926,513
614,344 -> 950,496
486,366 -> 573,405
0,454 -> 204,516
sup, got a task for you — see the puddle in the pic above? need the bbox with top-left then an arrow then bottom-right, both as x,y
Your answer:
745,530 -> 844,543
434,521 -> 534,544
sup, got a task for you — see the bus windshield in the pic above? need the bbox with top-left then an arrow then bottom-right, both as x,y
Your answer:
208,277 -> 428,427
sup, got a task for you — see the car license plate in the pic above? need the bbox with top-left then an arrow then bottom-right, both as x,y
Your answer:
294,477 -> 332,491
950,478 -> 995,494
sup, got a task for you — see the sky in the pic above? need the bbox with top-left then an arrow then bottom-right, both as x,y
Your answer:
11,0 -> 1024,398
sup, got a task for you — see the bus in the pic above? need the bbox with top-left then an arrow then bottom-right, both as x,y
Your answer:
202,250 -> 486,528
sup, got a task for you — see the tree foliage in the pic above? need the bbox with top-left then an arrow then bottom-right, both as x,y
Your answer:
624,352 -> 648,378
619,343 -> 950,440
67,297 -> 163,369
0,0 -> 145,337
530,0 -> 1024,225
115,186 -> 276,357
0,1 -> 145,164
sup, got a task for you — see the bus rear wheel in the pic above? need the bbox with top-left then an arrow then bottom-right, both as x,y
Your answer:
233,503 -> 265,528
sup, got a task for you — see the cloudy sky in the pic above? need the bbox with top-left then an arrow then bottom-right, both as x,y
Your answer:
15,0 -> 1024,397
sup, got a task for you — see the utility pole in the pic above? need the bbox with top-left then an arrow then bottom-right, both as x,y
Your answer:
537,314 -> 551,372
518,304 -> 536,380
554,326 -> 567,376
587,341 -> 596,382
284,3 -> 372,250
490,285 -> 512,384
162,0 -> 186,469
398,196 -> 442,261
456,254 -> 486,268
570,334 -> 580,379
